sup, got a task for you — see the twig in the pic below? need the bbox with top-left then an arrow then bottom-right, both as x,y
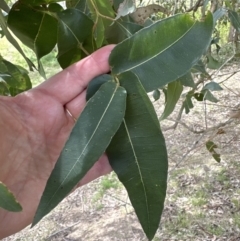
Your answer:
186,0 -> 203,12
169,133 -> 205,174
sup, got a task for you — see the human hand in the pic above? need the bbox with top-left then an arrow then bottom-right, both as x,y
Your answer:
0,45 -> 114,239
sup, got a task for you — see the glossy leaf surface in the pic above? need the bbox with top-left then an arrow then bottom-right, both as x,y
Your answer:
0,181 -> 22,212
109,13 -> 213,92
107,72 -> 168,240
8,3 -> 58,59
33,82 -> 127,226
159,80 -> 183,121
57,9 -> 94,68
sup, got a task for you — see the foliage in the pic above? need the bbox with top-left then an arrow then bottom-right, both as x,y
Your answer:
1,0 -> 240,240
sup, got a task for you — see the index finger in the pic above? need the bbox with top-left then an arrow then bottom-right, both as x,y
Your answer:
35,45 -> 115,105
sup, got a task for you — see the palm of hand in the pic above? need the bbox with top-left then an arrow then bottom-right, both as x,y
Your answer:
0,45 -> 114,239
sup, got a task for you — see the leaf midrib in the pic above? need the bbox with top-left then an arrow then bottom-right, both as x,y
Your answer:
115,19 -> 197,74
43,84 -> 119,209
123,119 -> 150,232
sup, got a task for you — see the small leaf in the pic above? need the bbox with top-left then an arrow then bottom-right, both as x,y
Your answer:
183,92 -> 194,114
159,80 -> 183,121
110,13 -> 213,92
57,9 -> 94,68
33,82 -> 127,226
202,89 -> 218,103
202,81 -> 223,91
0,181 -> 22,212
115,0 -> 135,20
206,140 -> 221,162
228,10 -> 240,32
107,72 -> 168,240
152,89 -> 160,101
86,74 -> 113,101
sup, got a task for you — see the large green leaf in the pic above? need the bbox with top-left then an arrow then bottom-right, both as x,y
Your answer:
107,72 -> 168,240
0,10 -> 34,71
33,82 -> 127,226
0,181 -> 22,212
159,80 -> 183,121
8,2 -> 58,77
87,0 -> 115,47
57,9 -> 94,68
109,13 -> 213,92
0,80 -> 10,96
178,72 -> 195,88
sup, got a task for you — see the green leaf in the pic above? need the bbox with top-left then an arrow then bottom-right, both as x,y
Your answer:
213,7 -> 227,25
109,13 -> 213,92
0,59 -> 31,94
105,20 -> 143,44
107,72 -> 168,240
33,82 -> 127,226
178,72 -> 195,88
66,0 -> 89,14
86,74 -> 113,101
183,92 -> 194,114
0,181 -> 22,212
206,140 -> 221,162
8,2 -> 58,76
207,54 -> 222,69
202,89 -> 218,103
152,89 -> 160,101
57,9 -> 94,68
228,10 -> 240,32
202,81 -> 223,91
192,59 -> 207,74
159,80 -> 183,121
115,0 -> 135,20
87,0 -> 115,48
0,10 -> 35,71
0,80 -> 10,96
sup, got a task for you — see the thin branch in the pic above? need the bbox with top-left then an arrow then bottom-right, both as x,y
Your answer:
169,133 -> 205,174
186,0 -> 203,12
